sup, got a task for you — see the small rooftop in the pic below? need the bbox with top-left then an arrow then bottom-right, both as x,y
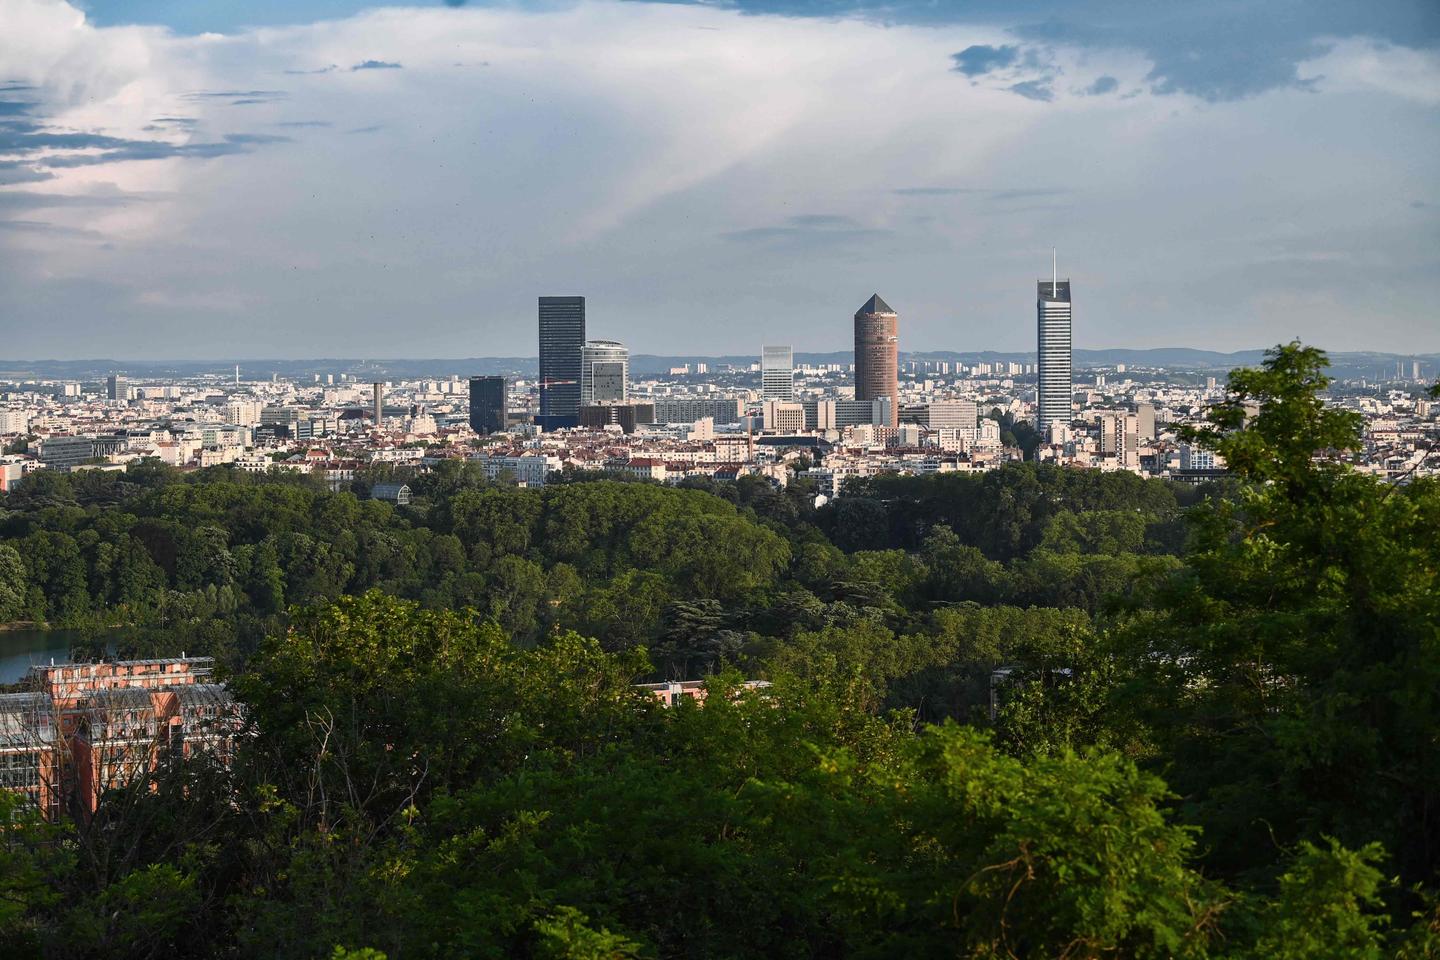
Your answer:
856,293 -> 895,316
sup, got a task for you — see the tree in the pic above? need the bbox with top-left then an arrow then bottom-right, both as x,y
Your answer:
0,542 -> 27,621
1120,342 -> 1440,881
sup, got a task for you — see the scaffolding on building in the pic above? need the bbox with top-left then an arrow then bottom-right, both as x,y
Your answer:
0,692 -> 59,818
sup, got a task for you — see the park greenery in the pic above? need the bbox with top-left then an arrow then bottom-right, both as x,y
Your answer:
0,342 -> 1436,958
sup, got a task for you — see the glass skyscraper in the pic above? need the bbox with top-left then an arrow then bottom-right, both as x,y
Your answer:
580,339 -> 629,406
468,375 -> 506,435
538,296 -> 585,428
761,345 -> 794,400
1036,266 -> 1072,432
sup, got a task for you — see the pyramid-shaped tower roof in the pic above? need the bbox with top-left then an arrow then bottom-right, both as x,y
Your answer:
856,293 -> 895,316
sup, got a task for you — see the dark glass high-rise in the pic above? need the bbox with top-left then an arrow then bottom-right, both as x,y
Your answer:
538,296 -> 585,429
468,375 -> 506,435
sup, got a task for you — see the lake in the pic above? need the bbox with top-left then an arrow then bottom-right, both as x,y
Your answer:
0,628 -> 122,685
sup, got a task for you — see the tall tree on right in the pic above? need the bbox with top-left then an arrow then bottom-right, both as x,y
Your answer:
1124,342 -> 1440,883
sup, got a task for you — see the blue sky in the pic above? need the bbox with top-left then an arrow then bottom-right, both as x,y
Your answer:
1,0 -> 1436,358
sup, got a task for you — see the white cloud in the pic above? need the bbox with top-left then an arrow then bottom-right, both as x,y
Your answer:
1300,38 -> 1440,105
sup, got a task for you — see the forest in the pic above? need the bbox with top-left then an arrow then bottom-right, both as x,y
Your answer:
0,343 -> 1437,958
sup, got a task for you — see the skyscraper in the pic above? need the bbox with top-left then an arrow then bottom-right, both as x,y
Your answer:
854,294 -> 898,428
106,374 -> 127,401
1036,253 -> 1072,431
761,345 -> 795,400
469,376 -> 506,435
372,382 -> 385,426
538,296 -> 585,429
580,340 -> 629,406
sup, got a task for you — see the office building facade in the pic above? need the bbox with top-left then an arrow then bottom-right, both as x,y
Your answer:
539,296 -> 586,428
1037,265 -> 1073,431
761,345 -> 795,401
650,398 -> 743,425
105,375 -> 127,402
580,340 -> 629,406
468,376 -> 507,435
854,295 -> 899,428
579,402 -> 655,434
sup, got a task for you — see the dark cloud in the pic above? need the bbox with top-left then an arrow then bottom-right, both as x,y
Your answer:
222,133 -> 292,145
0,191 -> 148,211
952,44 -> 1018,77
183,90 -> 287,100
0,219 -> 106,238
1084,74 -> 1118,95
659,1 -> 1440,101
723,213 -> 889,246
0,161 -> 52,185
347,124 -> 385,134
352,60 -> 403,71
0,109 -> 291,171
0,100 -> 36,117
284,66 -> 338,75
893,186 -> 1067,200
1008,79 -> 1054,101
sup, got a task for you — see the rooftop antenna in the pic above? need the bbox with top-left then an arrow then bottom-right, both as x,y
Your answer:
1052,247 -> 1058,298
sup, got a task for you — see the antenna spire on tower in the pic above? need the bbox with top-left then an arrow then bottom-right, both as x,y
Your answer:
1052,247 -> 1058,298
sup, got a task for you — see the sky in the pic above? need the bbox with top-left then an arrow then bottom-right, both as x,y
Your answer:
0,0 -> 1437,360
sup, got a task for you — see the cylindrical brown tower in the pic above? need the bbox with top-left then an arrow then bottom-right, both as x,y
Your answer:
854,293 -> 898,427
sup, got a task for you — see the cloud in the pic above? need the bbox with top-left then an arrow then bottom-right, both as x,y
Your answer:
0,160 -> 51,184
351,60 -> 402,71
0,0 -> 1436,359
183,90 -> 287,100
1008,79 -> 1054,101
0,218 -> 106,238
0,123 -> 289,169
1084,75 -> 1118,95
723,213 -> 890,248
276,120 -> 332,127
0,190 -> 148,211
892,186 -> 1068,200
952,44 -> 1018,77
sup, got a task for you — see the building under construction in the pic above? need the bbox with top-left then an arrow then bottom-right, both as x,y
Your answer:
0,657 -> 243,821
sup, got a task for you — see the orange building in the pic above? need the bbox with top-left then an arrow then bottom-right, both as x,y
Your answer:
634,679 -> 771,708
0,657 -> 242,820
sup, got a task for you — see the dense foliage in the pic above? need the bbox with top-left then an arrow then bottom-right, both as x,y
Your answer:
1,343 -> 1436,958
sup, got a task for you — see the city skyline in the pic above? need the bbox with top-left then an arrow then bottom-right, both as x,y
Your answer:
1,0 -> 1437,359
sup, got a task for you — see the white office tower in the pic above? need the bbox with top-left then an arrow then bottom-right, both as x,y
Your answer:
1037,250 -> 1073,431
761,345 -> 795,400
1181,443 -> 1218,472
1100,412 -> 1140,470
580,340 -> 629,405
